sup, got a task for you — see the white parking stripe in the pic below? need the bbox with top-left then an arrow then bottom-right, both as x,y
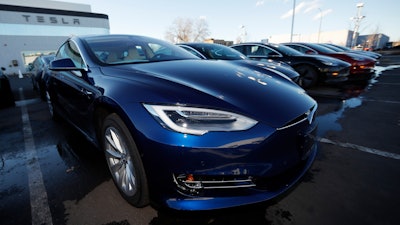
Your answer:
19,88 -> 53,225
318,137 -> 400,160
364,99 -> 400,104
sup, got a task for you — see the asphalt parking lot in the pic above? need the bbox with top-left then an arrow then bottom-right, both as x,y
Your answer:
1,55 -> 399,225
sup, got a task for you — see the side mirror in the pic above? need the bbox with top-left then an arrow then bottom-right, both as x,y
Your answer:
305,50 -> 316,55
27,63 -> 33,71
268,52 -> 280,58
49,58 -> 85,71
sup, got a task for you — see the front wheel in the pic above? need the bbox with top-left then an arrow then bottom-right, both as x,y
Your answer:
102,113 -> 149,207
294,65 -> 318,89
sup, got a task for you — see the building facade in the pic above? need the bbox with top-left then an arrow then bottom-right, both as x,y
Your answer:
266,29 -> 354,46
0,0 -> 109,74
357,33 -> 390,50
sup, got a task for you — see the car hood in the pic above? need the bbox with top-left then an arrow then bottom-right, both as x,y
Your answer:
100,60 -> 316,128
232,59 -> 299,81
303,54 -> 351,66
324,52 -> 375,63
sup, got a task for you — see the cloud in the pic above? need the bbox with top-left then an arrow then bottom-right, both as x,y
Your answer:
280,1 -> 306,19
304,1 -> 320,14
256,1 -> 265,7
281,0 -> 332,20
313,9 -> 333,20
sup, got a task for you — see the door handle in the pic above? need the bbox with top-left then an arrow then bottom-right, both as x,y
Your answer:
80,88 -> 93,96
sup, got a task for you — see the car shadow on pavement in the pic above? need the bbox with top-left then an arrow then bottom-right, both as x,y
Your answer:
150,203 -> 275,225
307,80 -> 370,101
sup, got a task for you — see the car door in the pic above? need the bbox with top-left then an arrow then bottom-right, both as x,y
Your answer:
51,40 -> 98,135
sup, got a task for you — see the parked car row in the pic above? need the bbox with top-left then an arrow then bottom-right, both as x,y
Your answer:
282,42 -> 376,80
177,42 -> 377,89
230,43 -> 351,88
233,42 -> 377,88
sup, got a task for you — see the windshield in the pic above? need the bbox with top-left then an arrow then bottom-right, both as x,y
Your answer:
269,43 -> 304,56
328,44 -> 350,51
320,44 -> 342,52
83,35 -> 199,65
43,55 -> 55,64
189,44 -> 247,60
305,43 -> 338,53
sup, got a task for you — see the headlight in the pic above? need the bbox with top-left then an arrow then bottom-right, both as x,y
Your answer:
349,55 -> 364,61
143,104 -> 258,135
320,59 -> 338,66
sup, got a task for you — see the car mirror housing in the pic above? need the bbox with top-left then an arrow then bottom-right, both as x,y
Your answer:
305,50 -> 316,55
49,58 -> 85,71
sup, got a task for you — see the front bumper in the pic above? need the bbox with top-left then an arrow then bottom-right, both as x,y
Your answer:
321,66 -> 350,84
165,144 -> 317,210
138,110 -> 318,210
349,61 -> 376,78
348,68 -> 376,81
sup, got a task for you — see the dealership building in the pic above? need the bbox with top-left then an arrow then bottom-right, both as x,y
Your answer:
0,0 -> 109,75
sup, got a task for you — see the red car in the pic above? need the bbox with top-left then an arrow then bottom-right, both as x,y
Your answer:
283,42 -> 376,80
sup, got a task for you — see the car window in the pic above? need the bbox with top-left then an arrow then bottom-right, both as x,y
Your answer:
84,35 -> 198,65
249,46 -> 278,57
287,45 -> 308,53
179,45 -> 205,59
289,45 -> 319,55
231,45 -> 245,54
43,55 -> 55,64
56,41 -> 85,69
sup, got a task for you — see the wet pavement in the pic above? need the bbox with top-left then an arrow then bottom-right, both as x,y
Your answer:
0,56 -> 399,225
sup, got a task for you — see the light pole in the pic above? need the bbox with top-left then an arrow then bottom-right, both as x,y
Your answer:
350,3 -> 365,48
239,25 -> 247,43
290,0 -> 296,42
317,8 -> 322,43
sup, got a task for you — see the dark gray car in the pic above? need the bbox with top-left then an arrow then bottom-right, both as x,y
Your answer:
178,42 -> 301,85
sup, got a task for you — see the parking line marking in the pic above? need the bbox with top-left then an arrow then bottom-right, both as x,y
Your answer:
19,88 -> 53,225
318,137 -> 400,160
364,99 -> 400,104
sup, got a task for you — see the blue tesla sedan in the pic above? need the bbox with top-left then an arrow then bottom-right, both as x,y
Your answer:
47,34 -> 318,210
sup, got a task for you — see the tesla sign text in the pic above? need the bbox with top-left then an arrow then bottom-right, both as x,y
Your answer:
22,15 -> 80,25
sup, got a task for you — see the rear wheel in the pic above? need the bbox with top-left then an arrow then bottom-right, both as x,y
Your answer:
102,113 -> 149,207
295,65 -> 318,89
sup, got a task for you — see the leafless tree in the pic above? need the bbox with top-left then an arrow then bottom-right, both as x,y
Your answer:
366,25 -> 380,50
165,17 -> 210,43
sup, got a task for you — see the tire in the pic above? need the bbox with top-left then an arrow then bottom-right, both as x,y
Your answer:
102,113 -> 149,207
294,65 -> 318,89
46,90 -> 59,121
